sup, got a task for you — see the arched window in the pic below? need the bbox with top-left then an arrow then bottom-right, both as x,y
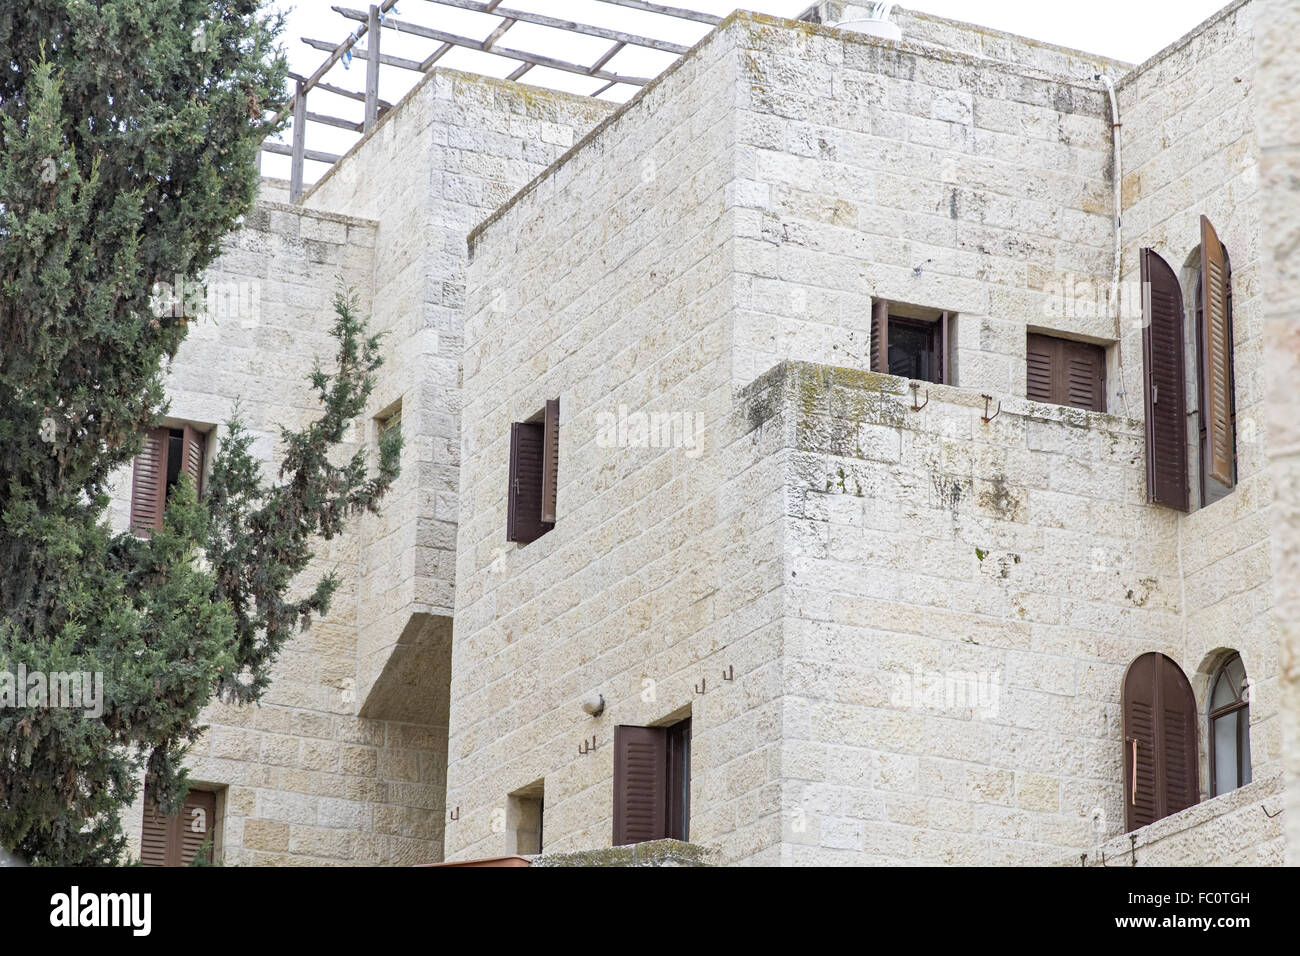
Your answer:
1122,653 -> 1198,831
1209,652 -> 1252,797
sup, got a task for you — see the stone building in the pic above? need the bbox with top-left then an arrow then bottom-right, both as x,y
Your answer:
112,0 -> 1300,866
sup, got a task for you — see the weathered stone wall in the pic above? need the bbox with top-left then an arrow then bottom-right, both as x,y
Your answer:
304,69 -> 613,713
730,14 -> 1116,400
806,2 -> 1133,81
114,200 -> 448,865
748,361 -> 1184,864
453,19 -> 796,864
1256,0 -> 1300,867
1056,774 -> 1283,866
114,70 -> 611,866
1116,0 -> 1280,810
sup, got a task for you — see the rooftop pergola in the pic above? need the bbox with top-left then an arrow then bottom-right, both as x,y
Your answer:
265,1 -> 810,201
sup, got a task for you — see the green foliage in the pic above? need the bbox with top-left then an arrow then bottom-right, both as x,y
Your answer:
0,4 -> 401,865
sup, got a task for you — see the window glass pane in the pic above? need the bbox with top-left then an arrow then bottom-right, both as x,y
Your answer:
887,321 -> 937,382
1240,707 -> 1251,786
1211,669 -> 1235,709
1225,655 -> 1245,695
1213,711 -> 1238,796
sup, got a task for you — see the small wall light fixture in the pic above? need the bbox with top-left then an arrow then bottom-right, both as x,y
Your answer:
581,693 -> 605,717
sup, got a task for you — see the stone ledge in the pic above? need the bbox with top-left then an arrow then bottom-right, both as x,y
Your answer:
530,839 -> 716,867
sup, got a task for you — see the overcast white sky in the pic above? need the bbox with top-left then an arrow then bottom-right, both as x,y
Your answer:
264,0 -> 1231,182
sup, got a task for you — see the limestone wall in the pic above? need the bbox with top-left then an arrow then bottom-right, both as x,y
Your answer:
729,14 -> 1116,401
1256,0 -> 1300,867
453,18 -> 795,864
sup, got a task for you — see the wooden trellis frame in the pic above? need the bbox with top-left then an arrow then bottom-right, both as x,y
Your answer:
267,0 -> 727,201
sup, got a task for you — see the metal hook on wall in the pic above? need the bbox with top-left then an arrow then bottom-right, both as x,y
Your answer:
721,665 -> 735,682
980,394 -> 1001,424
910,383 -> 929,412
578,735 -> 597,755
695,678 -> 707,695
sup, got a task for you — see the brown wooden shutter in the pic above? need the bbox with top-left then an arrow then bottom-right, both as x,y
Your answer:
1026,334 -> 1105,411
1200,216 -> 1235,487
507,422 -> 547,544
540,399 -> 559,525
130,427 -> 170,533
1026,333 -> 1054,403
938,311 -> 950,385
1063,339 -> 1105,411
1123,653 -> 1198,832
140,788 -> 216,866
871,299 -> 889,373
181,424 -> 205,497
613,725 -> 668,845
139,801 -> 171,867
1141,249 -> 1190,511
180,789 -> 216,865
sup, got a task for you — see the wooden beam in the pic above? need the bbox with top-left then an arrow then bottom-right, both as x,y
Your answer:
420,42 -> 454,71
421,0 -> 691,55
590,0 -> 721,25
262,141 -> 346,165
481,17 -> 516,52
364,4 -> 381,130
290,78 -> 306,202
331,7 -> 654,85
306,110 -> 364,132
302,36 -> 425,73
307,79 -> 391,109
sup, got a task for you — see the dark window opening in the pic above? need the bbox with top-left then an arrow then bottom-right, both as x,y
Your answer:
888,318 -> 940,381
164,429 -> 185,500
871,299 -> 951,385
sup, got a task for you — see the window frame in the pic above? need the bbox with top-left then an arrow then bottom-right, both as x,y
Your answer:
1208,653 -> 1251,798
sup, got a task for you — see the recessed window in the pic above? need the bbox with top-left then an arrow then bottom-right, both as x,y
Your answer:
871,299 -> 951,384
613,717 -> 691,845
130,424 -> 208,533
1026,332 -> 1106,412
140,785 -> 219,866
506,780 -> 544,855
377,401 -> 402,442
506,398 -> 558,545
1209,653 -> 1252,797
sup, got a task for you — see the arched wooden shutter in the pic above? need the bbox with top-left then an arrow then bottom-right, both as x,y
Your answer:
1141,249 -> 1189,511
130,427 -> 170,532
871,299 -> 889,373
1123,653 -> 1198,832
540,399 -> 559,525
1200,216 -> 1235,488
613,725 -> 668,845
181,424 -> 205,497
